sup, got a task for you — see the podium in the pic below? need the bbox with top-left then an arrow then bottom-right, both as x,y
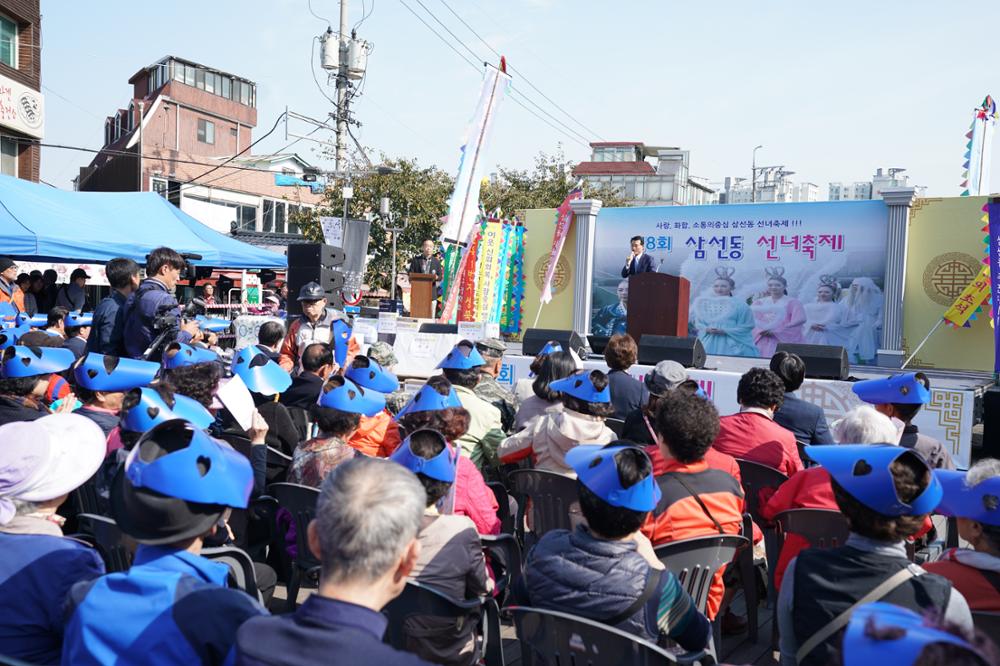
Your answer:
626,273 -> 690,340
409,273 -> 437,319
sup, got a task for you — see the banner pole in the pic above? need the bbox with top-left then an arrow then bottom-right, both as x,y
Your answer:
901,318 -> 945,369
532,302 -> 544,328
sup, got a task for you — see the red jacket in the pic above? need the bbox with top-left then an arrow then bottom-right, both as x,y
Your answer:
712,410 -> 803,478
924,549 -> 1000,611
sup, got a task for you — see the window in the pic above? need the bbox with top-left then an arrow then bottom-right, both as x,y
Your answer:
183,64 -> 195,86
152,178 -> 168,198
221,76 -> 231,99
195,68 -> 205,89
287,205 -> 301,235
1,137 -> 17,176
238,205 -> 256,231
205,72 -> 215,94
240,81 -> 250,105
274,200 -> 286,233
262,199 -> 275,232
197,119 -> 215,144
0,15 -> 16,68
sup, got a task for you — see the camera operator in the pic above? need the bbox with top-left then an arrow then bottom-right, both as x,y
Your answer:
122,247 -> 202,359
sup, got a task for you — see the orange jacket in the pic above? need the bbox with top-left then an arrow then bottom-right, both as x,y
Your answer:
0,282 -> 25,312
278,316 -> 360,373
347,409 -> 401,458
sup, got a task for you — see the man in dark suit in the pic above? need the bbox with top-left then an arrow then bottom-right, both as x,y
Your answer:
620,235 -> 656,277
407,239 -> 443,280
279,342 -> 335,411
770,351 -> 833,445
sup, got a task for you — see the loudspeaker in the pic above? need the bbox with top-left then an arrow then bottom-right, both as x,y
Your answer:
637,335 -> 706,368
419,323 -> 458,334
287,243 -> 346,268
522,328 -> 588,358
286,268 -> 345,315
774,343 -> 849,380
588,335 -> 610,355
983,387 -> 1000,460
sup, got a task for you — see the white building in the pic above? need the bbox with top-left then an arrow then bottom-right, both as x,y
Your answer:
720,171 -> 818,204
829,168 -> 926,201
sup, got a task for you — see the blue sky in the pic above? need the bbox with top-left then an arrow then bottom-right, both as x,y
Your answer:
39,0 -> 1000,197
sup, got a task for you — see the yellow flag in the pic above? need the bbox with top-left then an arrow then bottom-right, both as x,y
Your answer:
942,265 -> 991,327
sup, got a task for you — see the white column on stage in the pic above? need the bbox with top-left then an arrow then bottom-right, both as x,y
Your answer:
878,187 -> 917,367
570,198 -> 603,336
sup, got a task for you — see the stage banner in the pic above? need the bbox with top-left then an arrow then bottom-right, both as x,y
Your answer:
989,202 -> 1000,372
591,201 -> 889,363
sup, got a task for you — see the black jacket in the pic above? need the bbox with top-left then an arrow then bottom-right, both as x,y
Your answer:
773,392 -> 833,445
279,373 -> 325,411
0,395 -> 46,425
621,253 -> 655,277
407,255 -> 443,280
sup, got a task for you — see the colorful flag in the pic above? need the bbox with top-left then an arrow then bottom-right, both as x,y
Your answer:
989,202 -> 1000,372
942,265 -> 991,328
539,186 -> 583,304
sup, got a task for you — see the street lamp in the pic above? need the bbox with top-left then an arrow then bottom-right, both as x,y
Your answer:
751,145 -> 763,203
379,197 -> 408,301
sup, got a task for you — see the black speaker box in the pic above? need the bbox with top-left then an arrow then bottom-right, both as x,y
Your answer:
287,243 -> 345,268
982,387 -> 1000,460
522,328 -> 587,357
287,267 -> 344,315
588,335 -> 610,355
637,335 -> 706,368
419,323 -> 458,334
774,343 -> 849,380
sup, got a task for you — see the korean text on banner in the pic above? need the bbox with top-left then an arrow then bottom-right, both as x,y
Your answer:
943,265 -> 991,328
475,221 -> 506,322
988,202 -> 1000,372
540,187 -> 583,305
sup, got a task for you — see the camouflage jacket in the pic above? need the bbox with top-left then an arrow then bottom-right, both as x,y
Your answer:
474,372 -> 518,434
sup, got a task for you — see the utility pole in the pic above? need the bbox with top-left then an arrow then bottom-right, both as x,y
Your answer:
137,101 -> 144,191
335,0 -> 349,173
751,144 -> 763,203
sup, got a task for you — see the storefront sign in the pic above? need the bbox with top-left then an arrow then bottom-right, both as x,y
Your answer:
0,72 -> 44,139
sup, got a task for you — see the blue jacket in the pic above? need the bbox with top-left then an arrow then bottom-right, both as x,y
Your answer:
0,531 -> 105,665
121,279 -> 193,359
621,252 -> 656,277
88,291 -> 128,355
772,392 -> 833,445
235,594 -> 433,666
62,545 -> 266,666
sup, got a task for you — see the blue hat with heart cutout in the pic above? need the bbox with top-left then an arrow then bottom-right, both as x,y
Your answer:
804,444 -> 942,516
549,371 -> 611,404
934,469 -> 1000,527
538,341 -> 563,356
332,319 -> 352,366
346,356 -> 400,394
317,376 -> 386,417
1,345 -> 74,378
0,301 -> 17,323
74,352 -> 159,392
852,373 -> 931,406
394,383 -> 463,420
390,429 -> 458,482
195,315 -> 231,333
0,323 -> 30,349
17,312 -> 48,328
842,602 -> 987,666
231,346 -> 292,396
120,387 -> 215,433
65,312 -> 93,328
162,342 -> 219,369
437,341 -> 486,370
566,443 -> 661,512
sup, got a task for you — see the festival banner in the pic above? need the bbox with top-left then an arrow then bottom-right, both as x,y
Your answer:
963,96 -> 998,196
591,200 -> 889,364
942,265 -> 991,328
539,187 -> 583,304
988,202 -> 1000,372
500,223 -> 526,334
456,224 -> 482,322
475,220 -> 506,322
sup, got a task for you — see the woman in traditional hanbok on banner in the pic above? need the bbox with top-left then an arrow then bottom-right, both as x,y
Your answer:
842,277 -> 883,364
802,276 -> 850,347
693,267 -> 758,357
751,267 -> 806,357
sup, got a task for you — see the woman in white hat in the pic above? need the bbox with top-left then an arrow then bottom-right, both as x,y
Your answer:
0,413 -> 108,664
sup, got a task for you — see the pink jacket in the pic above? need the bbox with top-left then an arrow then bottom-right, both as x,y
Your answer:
453,453 -> 501,535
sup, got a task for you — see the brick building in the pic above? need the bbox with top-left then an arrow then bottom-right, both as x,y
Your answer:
77,56 -> 322,243
0,0 -> 43,181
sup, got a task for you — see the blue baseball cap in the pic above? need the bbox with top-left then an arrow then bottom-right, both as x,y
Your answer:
74,352 -> 159,392
549,371 -> 611,404
65,312 -> 93,327
804,444 -> 942,516
843,602 -> 986,666
162,342 -> 219,369
120,387 -> 215,433
437,342 -> 486,370
566,444 -> 661,511
332,319 -> 352,366
346,356 -> 400,394
317,376 -> 386,417
934,469 -> 1000,526
231,346 -> 292,396
394,383 -> 463,420
390,429 -> 457,482
0,323 -> 30,349
1,345 -> 74,378
852,373 -> 930,405
194,315 -> 231,333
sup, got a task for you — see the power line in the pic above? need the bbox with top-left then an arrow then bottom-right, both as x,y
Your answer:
307,0 -> 333,26
410,0 -> 485,67
435,0 -> 605,142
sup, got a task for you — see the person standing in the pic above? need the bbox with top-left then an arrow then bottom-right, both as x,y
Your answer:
407,240 -> 443,280
89,258 -> 141,355
621,236 -> 655,277
0,257 -> 25,312
278,282 -> 356,374
121,247 -> 201,360
56,268 -> 90,312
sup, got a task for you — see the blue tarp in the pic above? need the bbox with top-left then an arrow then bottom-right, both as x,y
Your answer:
0,174 -> 286,268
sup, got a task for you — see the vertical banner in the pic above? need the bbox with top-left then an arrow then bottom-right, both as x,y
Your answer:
966,96 -> 998,196
987,202 -> 1000,372
942,265 -> 991,328
539,187 -> 583,304
475,220 -> 506,322
500,223 -> 526,334
456,224 -> 482,322
440,64 -> 512,244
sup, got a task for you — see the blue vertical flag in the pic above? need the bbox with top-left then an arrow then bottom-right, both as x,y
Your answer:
988,202 -> 1000,373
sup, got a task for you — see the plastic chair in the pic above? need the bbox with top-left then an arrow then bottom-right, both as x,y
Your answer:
507,469 -> 579,548
382,580 -> 499,666
972,611 -> 1000,636
606,418 -> 626,438
654,533 -> 748,661
734,459 -> 788,523
945,515 -> 959,549
69,475 -> 104,517
487,481 -> 515,535
738,514 -> 760,643
266,482 -> 321,610
266,446 -> 293,484
480,533 -> 522,605
76,513 -> 135,573
286,405 -> 312,442
510,605 -> 712,665
796,441 -> 814,468
202,545 -> 263,603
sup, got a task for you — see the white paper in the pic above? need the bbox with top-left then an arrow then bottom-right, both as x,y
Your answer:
395,319 -> 421,334
377,312 -> 398,333
217,374 -> 256,431
457,321 -> 484,341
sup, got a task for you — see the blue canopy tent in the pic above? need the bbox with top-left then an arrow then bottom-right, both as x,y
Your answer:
0,174 -> 286,268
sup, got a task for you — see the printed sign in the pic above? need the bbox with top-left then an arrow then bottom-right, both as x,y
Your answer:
0,72 -> 44,139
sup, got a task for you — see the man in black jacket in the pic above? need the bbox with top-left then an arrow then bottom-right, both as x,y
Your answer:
621,236 -> 656,277
407,240 -> 443,280
280,343 -> 336,411
770,351 -> 833,445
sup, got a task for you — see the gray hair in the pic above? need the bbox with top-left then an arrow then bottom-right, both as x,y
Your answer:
832,406 -> 898,444
966,458 -> 1000,487
315,457 -> 426,584
13,499 -> 39,516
